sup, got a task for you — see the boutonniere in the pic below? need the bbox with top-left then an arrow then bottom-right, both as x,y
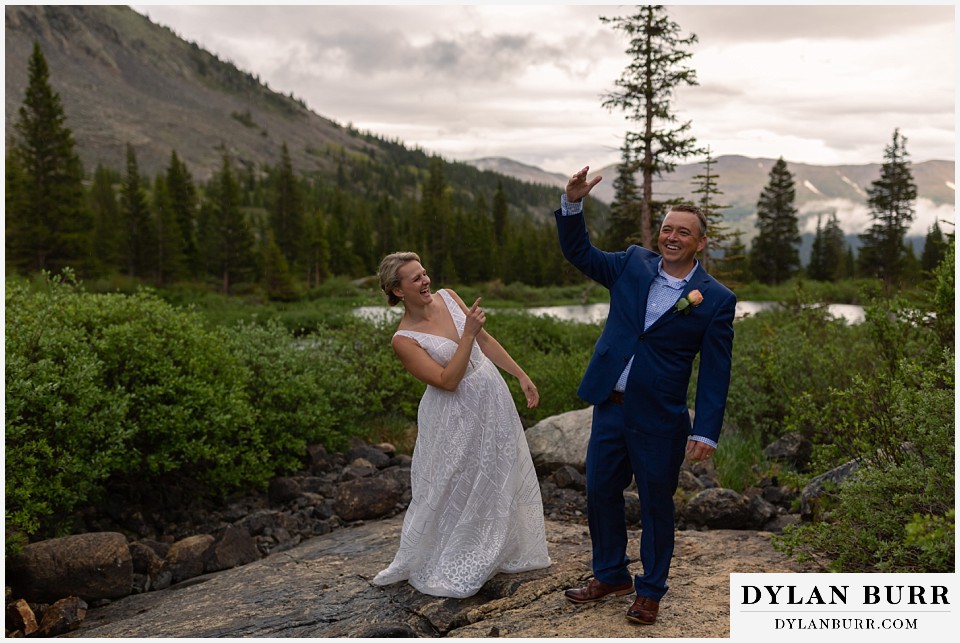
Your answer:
674,289 -> 703,315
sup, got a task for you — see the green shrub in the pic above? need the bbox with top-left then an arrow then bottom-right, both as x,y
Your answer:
5,273 -> 260,551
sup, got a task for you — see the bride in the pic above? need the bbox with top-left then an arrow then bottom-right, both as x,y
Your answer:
372,251 -> 551,598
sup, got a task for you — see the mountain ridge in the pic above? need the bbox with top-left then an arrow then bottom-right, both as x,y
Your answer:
6,4 -> 954,247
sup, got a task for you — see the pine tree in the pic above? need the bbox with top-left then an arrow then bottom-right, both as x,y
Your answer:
920,220 -> 946,273
261,232 -> 299,301
822,213 -> 846,280
151,173 -> 186,285
750,158 -> 801,284
716,229 -> 750,287
690,148 -> 731,272
600,5 -> 703,250
304,210 -> 331,287
604,136 -> 642,250
7,41 -> 93,275
270,142 -> 306,271
88,165 -> 123,273
808,215 -> 828,280
858,129 -> 918,292
201,154 -> 256,294
120,143 -> 154,279
165,151 -> 200,277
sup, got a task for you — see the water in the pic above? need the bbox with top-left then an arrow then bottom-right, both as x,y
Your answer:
353,300 -> 866,325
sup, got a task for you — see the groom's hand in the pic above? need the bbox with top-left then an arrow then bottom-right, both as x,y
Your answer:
566,166 -> 602,203
686,439 -> 715,462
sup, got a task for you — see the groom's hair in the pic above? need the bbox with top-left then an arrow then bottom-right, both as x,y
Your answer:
669,204 -> 707,237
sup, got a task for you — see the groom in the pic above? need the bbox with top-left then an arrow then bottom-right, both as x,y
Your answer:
555,166 -> 736,625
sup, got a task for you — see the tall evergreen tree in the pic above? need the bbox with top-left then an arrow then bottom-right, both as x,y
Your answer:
6,41 -> 93,275
304,210 -> 331,287
270,142 -> 306,270
920,220 -> 947,273
89,165 -> 123,273
151,173 -> 186,285
750,157 -> 800,284
822,213 -> 846,280
690,148 -> 730,272
201,154 -> 256,294
604,136 -> 642,250
420,156 -> 455,282
600,5 -> 702,250
715,229 -> 750,286
165,151 -> 200,277
120,143 -> 154,279
858,129 -> 918,291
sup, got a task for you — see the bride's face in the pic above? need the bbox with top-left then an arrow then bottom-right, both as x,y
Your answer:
394,260 -> 432,305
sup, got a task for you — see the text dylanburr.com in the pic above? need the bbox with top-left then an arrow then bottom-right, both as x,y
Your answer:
730,573 -> 957,641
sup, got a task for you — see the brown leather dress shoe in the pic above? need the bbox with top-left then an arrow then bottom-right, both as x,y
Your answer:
564,578 -> 634,603
626,596 -> 660,625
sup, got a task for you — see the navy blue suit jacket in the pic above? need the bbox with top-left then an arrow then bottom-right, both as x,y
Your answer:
556,209 -> 736,444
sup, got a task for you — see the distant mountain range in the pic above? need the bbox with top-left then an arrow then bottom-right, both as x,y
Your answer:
6,5 -> 954,257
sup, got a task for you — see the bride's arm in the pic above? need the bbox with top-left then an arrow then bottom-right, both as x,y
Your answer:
392,297 -> 485,391
446,289 -> 540,408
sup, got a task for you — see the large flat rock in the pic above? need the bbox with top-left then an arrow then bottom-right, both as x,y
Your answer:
69,517 -> 806,638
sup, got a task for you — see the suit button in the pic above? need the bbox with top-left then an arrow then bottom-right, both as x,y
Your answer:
623,356 -> 629,362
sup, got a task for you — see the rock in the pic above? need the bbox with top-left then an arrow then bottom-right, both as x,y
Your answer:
373,442 -> 398,457
6,532 -> 132,603
204,525 -> 260,573
6,599 -> 38,636
165,534 -> 215,584
128,541 -> 163,576
763,432 -> 813,470
623,492 -> 642,526
346,445 -> 392,469
307,443 -> 336,474
378,467 -> 413,506
236,510 -> 297,537
762,484 -> 798,509
677,470 -> 705,493
390,454 -> 414,468
268,477 -> 302,505
800,460 -> 860,521
549,465 -> 587,491
334,477 -> 402,522
299,476 -> 335,497
359,622 -> 419,637
682,488 -> 753,529
339,458 -> 378,481
524,407 -> 593,474
37,597 -> 87,637
747,495 -> 779,529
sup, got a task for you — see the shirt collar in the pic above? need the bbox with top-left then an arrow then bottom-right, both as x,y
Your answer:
656,258 -> 699,287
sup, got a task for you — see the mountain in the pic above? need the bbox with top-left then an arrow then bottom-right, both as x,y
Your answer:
466,158 -> 569,192
5,5 -> 394,181
6,4 -> 953,255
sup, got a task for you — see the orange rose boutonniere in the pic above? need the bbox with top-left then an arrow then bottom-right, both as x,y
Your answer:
675,289 -> 703,315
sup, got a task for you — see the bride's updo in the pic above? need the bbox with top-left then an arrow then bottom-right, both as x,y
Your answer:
377,252 -> 421,306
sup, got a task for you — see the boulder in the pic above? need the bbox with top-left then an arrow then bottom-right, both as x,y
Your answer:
747,495 -> 779,529
165,534 -> 215,584
6,532 -> 132,603
524,407 -> 593,474
682,488 -> 753,529
334,477 -> 402,522
339,458 -> 378,482
203,525 -> 260,573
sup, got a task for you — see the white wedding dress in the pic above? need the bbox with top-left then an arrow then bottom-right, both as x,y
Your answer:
372,289 -> 551,598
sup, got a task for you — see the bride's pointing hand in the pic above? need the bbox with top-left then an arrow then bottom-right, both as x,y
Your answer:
464,297 -> 485,339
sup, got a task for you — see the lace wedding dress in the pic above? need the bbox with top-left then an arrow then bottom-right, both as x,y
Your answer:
372,289 -> 551,598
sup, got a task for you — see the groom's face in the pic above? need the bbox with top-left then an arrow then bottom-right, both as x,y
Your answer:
658,210 -> 707,266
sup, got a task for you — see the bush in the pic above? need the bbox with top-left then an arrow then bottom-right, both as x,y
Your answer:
5,272 -> 259,551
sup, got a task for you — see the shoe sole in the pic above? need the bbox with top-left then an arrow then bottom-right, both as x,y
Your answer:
565,587 -> 634,604
625,613 -> 656,625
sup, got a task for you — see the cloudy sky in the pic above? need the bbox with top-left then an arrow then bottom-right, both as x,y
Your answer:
131,3 -> 955,175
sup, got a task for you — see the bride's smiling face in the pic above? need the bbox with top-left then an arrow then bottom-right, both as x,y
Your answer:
394,260 -> 432,305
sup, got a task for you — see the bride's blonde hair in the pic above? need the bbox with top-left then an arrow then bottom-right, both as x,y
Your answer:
377,252 -> 421,306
